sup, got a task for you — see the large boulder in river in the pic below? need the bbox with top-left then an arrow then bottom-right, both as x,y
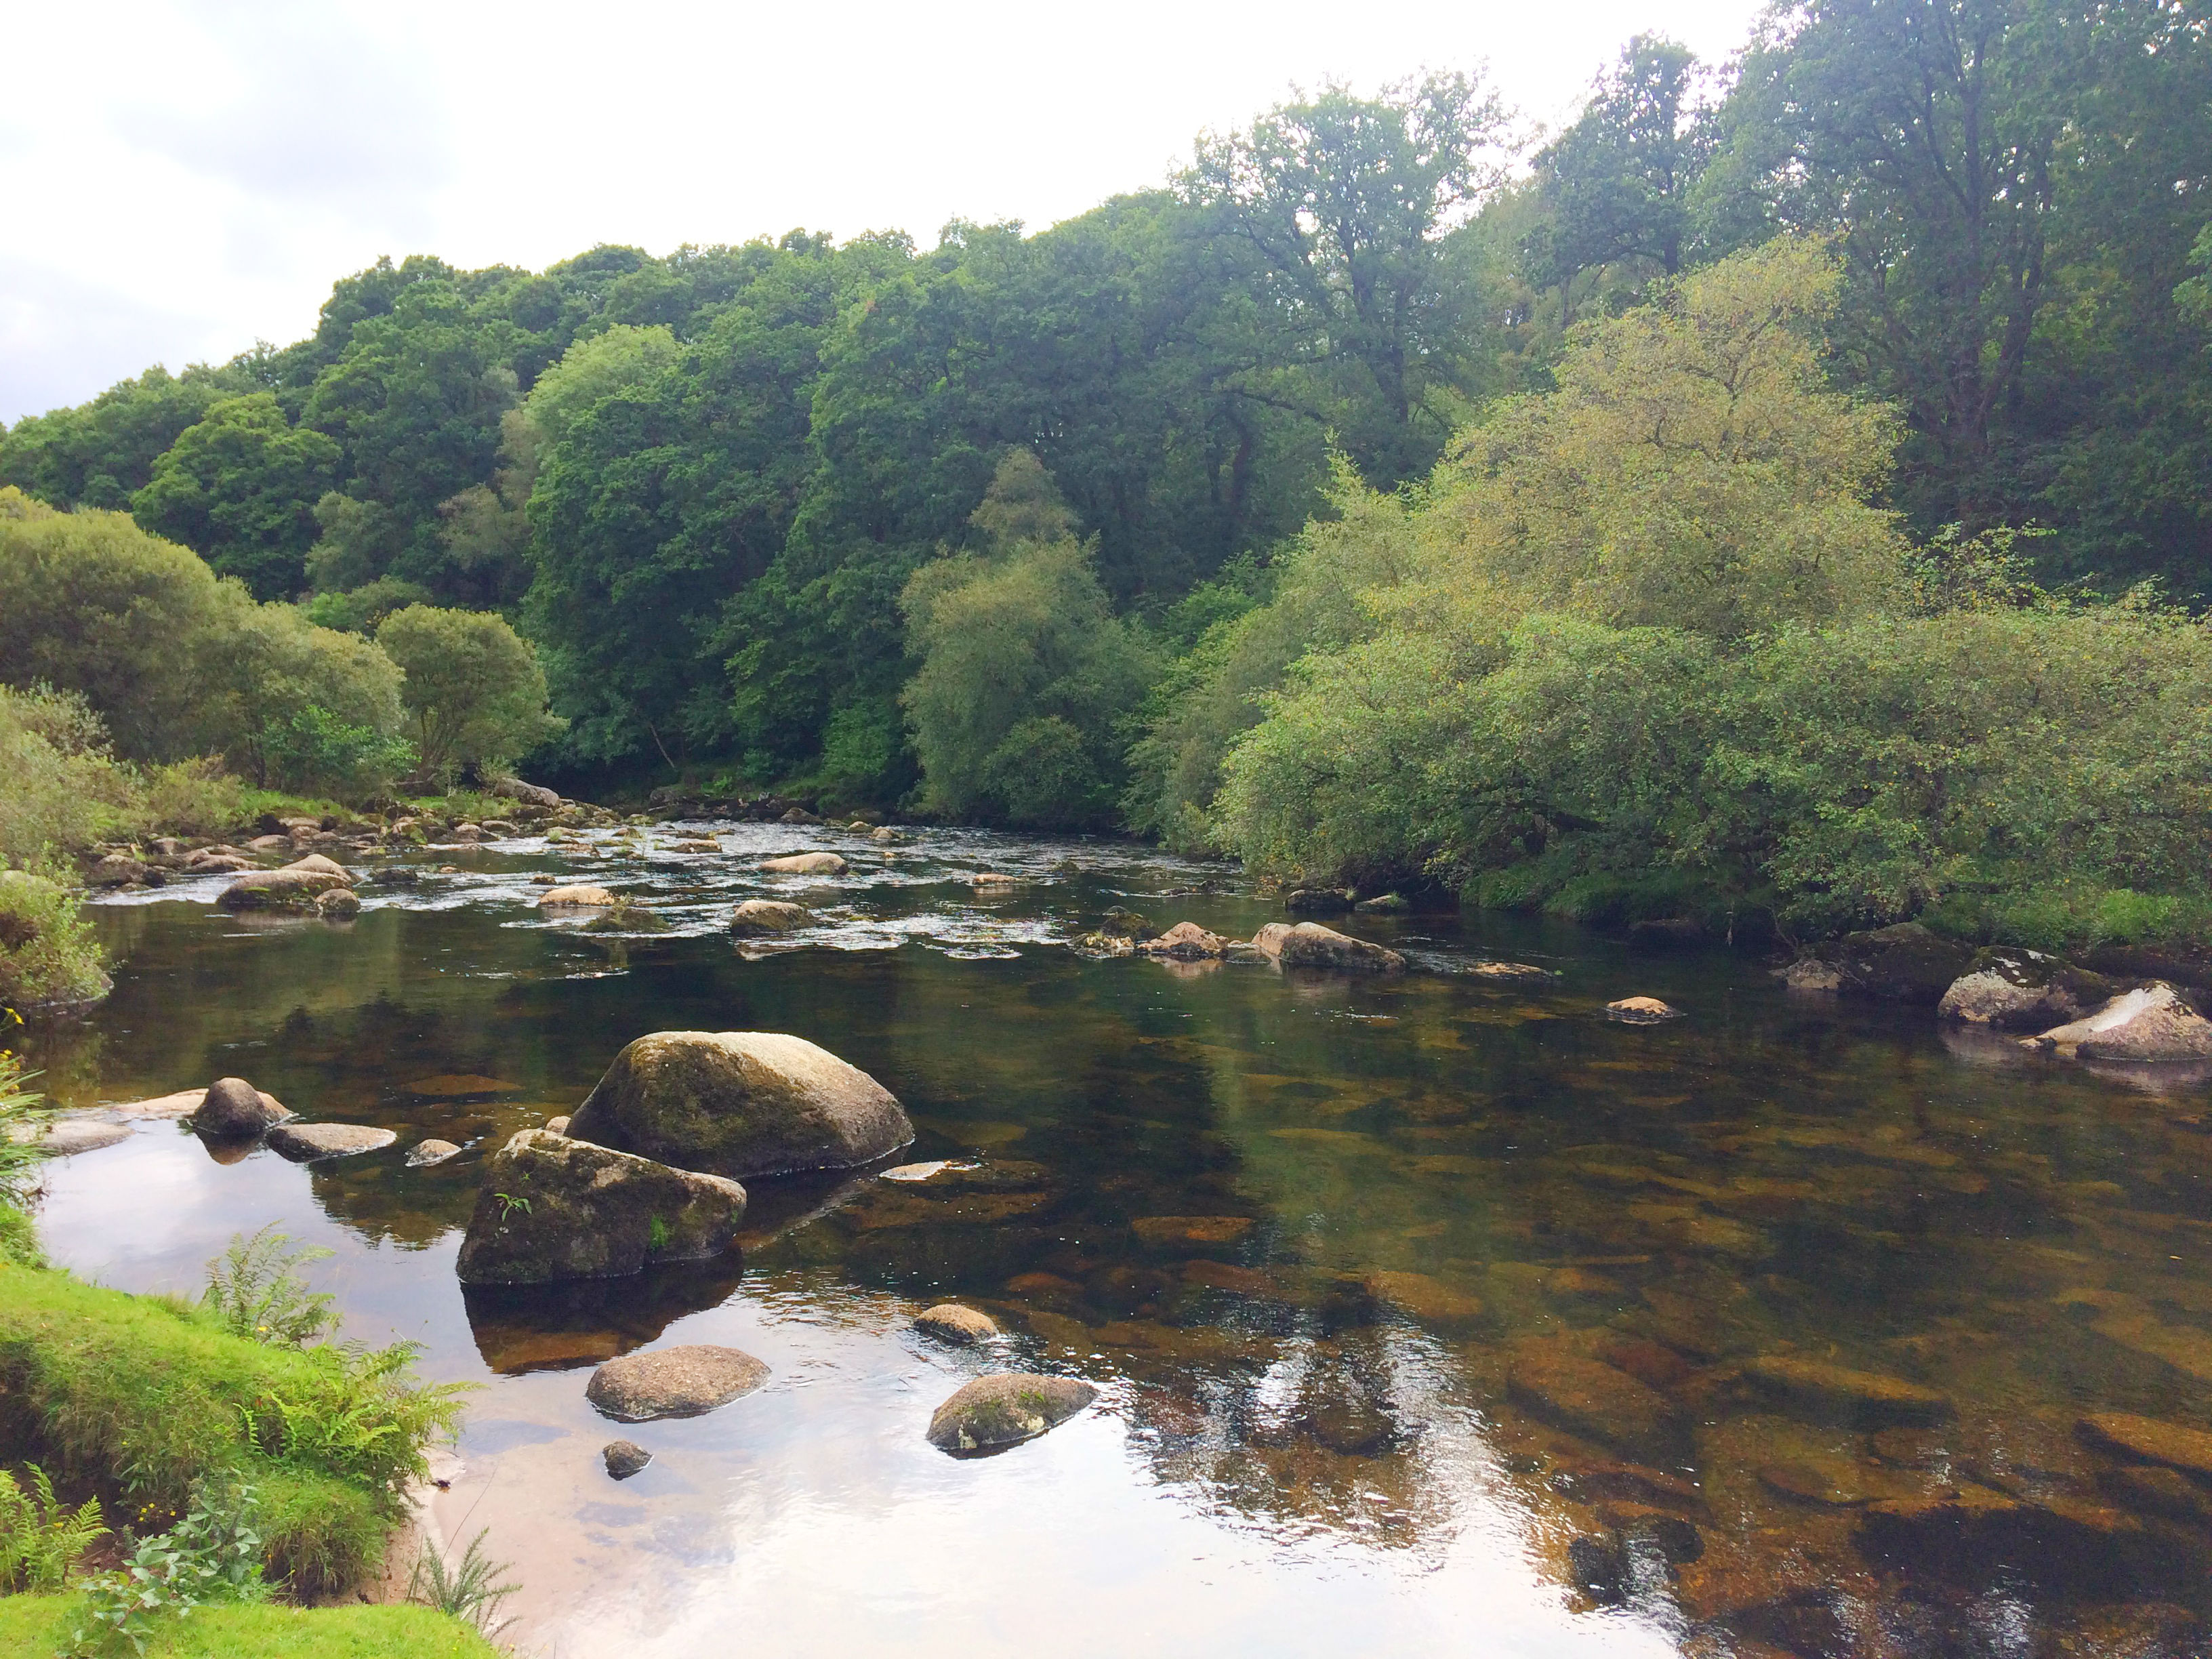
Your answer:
1938,949 -> 2113,1029
564,1031 -> 913,1179
538,884 -> 617,908
187,1077 -> 292,1138
2024,983 -> 2212,1062
1252,922 -> 1406,975
1790,922 -> 1975,1005
729,899 -> 811,937
491,777 -> 562,808
455,1128 -> 747,1284
218,865 -> 351,910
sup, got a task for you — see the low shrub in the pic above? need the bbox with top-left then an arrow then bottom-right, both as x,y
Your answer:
0,866 -> 108,1011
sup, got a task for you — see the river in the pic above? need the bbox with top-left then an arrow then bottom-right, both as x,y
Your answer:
19,820 -> 2212,1657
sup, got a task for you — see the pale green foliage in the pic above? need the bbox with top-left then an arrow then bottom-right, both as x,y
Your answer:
1206,237 -> 2212,943
518,325 -> 683,458
376,605 -> 561,783
0,865 -> 108,1012
0,1040 -> 52,1265
201,1227 -> 339,1349
1124,458 -> 1422,848
0,493 -> 409,798
901,453 -> 1155,828
407,1529 -> 518,1640
0,1464 -> 106,1593
68,1475 -> 266,1657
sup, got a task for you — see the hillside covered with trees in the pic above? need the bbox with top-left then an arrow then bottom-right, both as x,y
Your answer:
5,0 -> 2209,947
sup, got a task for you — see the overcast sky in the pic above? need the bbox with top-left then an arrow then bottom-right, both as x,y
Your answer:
0,0 -> 1767,426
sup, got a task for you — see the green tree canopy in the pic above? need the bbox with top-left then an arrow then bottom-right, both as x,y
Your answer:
376,605 -> 559,783
129,394 -> 341,599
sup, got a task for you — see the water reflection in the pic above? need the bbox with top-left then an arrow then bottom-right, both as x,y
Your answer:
18,821 -> 2212,1656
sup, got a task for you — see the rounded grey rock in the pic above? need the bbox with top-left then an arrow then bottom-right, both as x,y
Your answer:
266,1122 -> 397,1161
602,1439 -> 653,1480
586,1345 -> 771,1422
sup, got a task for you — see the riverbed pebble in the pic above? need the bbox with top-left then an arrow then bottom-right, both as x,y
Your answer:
602,1440 -> 653,1480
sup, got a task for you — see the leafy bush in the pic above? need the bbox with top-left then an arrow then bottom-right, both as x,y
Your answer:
0,1464 -> 106,1593
69,1475 -> 266,1657
407,1530 -> 518,1641
901,452 -> 1154,828
0,1038 -> 51,1266
375,605 -> 559,785
201,1227 -> 338,1349
0,866 -> 110,1011
251,706 -> 415,800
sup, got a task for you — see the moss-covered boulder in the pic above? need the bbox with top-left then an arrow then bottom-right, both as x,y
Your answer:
454,1128 -> 747,1284
926,1372 -> 1097,1454
1794,922 -> 1976,1005
564,1031 -> 913,1178
1938,948 -> 2113,1028
729,899 -> 811,937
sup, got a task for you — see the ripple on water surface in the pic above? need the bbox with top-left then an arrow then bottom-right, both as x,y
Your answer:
24,823 -> 2212,1656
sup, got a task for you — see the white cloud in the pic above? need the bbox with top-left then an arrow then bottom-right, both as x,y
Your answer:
1,0 -> 1763,425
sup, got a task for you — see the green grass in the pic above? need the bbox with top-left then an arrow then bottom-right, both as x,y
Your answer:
0,1593 -> 502,1657
0,1268 -> 457,1594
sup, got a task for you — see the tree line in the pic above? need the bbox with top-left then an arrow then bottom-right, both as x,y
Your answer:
3,0 -> 2208,938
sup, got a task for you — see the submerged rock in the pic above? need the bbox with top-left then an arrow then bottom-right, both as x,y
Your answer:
1506,1337 -> 1685,1454
455,1128 -> 747,1284
1284,888 -> 1351,915
563,1030 -> 913,1179
187,1077 -> 292,1138
1131,1214 -> 1255,1250
406,1138 -> 463,1168
1251,921 -> 1407,974
266,1122 -> 396,1160
1606,996 -> 1682,1024
1938,949 -> 2111,1029
2025,983 -> 2212,1061
926,1372 -> 1097,1454
2077,1412 -> 2212,1479
761,852 -> 846,876
602,1439 -> 652,1480
915,1304 -> 1000,1345
314,886 -> 360,920
872,826 -> 904,844
586,1345 -> 770,1422
1744,1355 -> 1951,1425
1353,893 -> 1409,914
729,899 -> 812,937
35,1120 -> 130,1156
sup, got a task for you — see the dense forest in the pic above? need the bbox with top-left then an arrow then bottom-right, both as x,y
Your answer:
5,0 -> 2210,943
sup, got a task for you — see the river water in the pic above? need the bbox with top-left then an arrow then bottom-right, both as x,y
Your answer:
19,822 -> 2212,1657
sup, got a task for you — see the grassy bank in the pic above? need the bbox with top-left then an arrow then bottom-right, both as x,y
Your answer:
0,1267 -> 462,1595
0,1595 -> 501,1658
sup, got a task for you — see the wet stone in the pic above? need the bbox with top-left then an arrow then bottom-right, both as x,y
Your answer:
1364,1269 -> 1484,1325
602,1440 -> 652,1480
35,1120 -> 131,1155
407,1139 -> 463,1168
266,1122 -> 397,1160
1606,997 -> 1682,1024
927,1373 -> 1097,1455
915,1304 -> 999,1345
2076,1412 -> 2212,1479
587,1345 -> 771,1422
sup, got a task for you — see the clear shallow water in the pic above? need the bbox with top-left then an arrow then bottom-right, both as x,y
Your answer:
20,823 -> 2212,1657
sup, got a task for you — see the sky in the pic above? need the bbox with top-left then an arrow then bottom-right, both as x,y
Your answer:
0,0 -> 1767,426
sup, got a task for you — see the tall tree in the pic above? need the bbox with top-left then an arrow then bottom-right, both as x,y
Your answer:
129,394 -> 340,599
1525,37 -> 1716,323
1184,73 -> 1515,485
